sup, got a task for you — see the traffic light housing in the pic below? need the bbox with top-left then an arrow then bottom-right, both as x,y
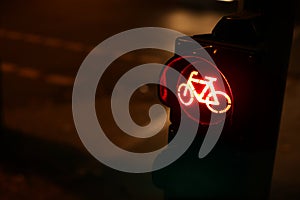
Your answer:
153,13 -> 290,199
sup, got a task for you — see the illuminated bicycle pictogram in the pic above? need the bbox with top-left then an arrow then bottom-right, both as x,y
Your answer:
178,71 -> 232,114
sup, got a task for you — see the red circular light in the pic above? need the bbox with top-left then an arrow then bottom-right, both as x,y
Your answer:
161,56 -> 233,125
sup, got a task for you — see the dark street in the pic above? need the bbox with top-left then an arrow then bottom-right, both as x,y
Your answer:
1,0 -> 300,199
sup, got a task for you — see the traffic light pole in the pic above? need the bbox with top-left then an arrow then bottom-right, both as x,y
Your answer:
252,0 -> 295,198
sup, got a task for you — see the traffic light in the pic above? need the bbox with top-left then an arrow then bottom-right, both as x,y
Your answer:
153,12 -> 293,199
159,13 -> 265,142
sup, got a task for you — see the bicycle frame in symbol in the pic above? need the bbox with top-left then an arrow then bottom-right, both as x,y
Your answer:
177,71 -> 232,114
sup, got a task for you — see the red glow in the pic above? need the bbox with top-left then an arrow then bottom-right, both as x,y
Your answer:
159,56 -> 186,105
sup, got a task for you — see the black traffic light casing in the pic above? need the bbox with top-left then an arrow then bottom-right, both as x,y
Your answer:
153,13 -> 290,199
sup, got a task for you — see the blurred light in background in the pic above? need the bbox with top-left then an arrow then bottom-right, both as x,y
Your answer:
161,9 -> 223,35
217,0 -> 235,2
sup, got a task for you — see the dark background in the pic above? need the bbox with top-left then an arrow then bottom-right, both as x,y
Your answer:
0,0 -> 299,199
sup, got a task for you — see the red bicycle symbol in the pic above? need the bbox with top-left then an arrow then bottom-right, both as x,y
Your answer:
177,71 -> 232,114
